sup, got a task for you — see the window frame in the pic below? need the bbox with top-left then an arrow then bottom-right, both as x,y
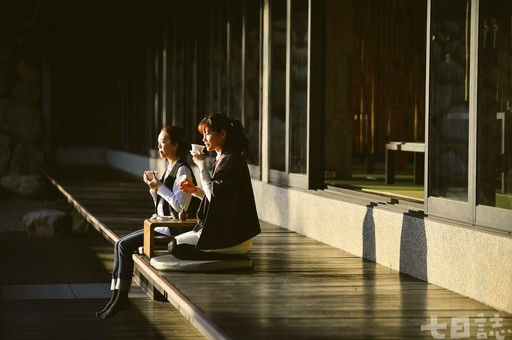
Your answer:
265,0 -> 324,190
425,0 -> 512,233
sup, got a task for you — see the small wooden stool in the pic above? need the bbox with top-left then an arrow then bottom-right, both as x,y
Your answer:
143,218 -> 197,258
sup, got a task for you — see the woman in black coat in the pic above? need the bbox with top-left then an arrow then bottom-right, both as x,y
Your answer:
175,113 -> 261,258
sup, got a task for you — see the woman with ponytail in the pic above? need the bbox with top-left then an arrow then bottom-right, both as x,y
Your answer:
174,113 -> 261,258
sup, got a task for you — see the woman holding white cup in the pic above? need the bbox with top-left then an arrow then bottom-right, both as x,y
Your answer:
96,125 -> 199,319
174,113 -> 261,259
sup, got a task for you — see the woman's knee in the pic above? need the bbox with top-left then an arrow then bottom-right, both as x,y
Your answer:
117,232 -> 142,254
117,238 -> 131,254
114,240 -> 121,253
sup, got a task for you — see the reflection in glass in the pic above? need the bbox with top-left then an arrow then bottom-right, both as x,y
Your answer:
477,0 -> 512,210
244,0 -> 261,166
428,0 -> 470,202
209,4 -> 227,114
270,0 -> 287,171
229,0 -> 243,121
289,0 -> 308,174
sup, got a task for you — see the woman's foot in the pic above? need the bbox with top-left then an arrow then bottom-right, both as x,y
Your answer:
100,290 -> 130,319
95,290 -> 118,317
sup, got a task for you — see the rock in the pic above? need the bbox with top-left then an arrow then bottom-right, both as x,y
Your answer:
0,98 -> 8,118
0,64 -> 17,96
12,79 -> 42,104
17,59 -> 42,84
0,133 -> 10,176
8,143 -> 44,175
0,174 -> 49,198
0,39 -> 19,63
23,209 -> 71,237
1,100 -> 42,143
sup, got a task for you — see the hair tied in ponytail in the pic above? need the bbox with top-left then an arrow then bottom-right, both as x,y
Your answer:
198,113 -> 249,158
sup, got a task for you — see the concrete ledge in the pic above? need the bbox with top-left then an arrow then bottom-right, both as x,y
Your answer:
252,180 -> 512,314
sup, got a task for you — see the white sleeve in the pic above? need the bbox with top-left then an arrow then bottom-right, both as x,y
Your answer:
193,186 -> 205,199
196,159 -> 213,201
149,188 -> 157,204
156,165 -> 193,212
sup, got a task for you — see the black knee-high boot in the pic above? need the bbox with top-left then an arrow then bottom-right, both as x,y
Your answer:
95,290 -> 118,317
100,289 -> 130,319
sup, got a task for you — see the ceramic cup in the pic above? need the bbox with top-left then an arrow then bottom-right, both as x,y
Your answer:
144,170 -> 156,181
191,144 -> 205,153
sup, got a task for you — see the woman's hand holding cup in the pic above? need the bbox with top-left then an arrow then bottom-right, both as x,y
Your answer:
143,170 -> 156,184
143,170 -> 161,189
190,144 -> 206,163
178,178 -> 197,194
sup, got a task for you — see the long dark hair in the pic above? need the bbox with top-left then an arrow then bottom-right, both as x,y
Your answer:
161,125 -> 189,159
198,113 -> 249,157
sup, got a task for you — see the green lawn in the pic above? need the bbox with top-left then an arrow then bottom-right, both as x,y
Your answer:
326,174 -> 424,202
326,174 -> 512,209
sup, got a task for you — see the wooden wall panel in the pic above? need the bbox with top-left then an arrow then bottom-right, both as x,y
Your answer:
352,0 -> 427,157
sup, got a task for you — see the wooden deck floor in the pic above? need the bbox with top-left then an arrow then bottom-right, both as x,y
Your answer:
0,223 -> 203,339
45,165 -> 512,339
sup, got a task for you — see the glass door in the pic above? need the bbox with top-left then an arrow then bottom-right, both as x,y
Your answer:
427,0 -> 472,222
475,0 -> 512,231
427,0 -> 512,232
267,0 -> 312,188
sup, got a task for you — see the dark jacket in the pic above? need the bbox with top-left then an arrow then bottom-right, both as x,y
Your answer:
195,150 -> 261,250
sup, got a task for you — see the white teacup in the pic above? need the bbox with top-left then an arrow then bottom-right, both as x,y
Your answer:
144,170 -> 157,181
191,144 -> 205,153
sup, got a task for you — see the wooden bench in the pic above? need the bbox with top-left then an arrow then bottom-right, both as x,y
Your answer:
143,218 -> 196,258
385,142 -> 425,185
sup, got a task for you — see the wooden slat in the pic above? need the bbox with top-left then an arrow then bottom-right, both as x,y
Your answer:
46,165 -> 512,339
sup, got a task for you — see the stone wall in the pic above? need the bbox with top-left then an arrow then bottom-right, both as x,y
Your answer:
0,38 -> 47,197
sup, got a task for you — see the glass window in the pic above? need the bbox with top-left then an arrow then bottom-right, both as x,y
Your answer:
289,0 -> 308,174
269,0 -> 287,171
244,0 -> 262,166
228,0 -> 244,121
428,0 -> 470,202
209,2 -> 228,114
477,0 -> 512,210
323,0 -> 427,202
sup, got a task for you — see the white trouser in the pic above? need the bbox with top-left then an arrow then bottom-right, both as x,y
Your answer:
175,229 -> 254,254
